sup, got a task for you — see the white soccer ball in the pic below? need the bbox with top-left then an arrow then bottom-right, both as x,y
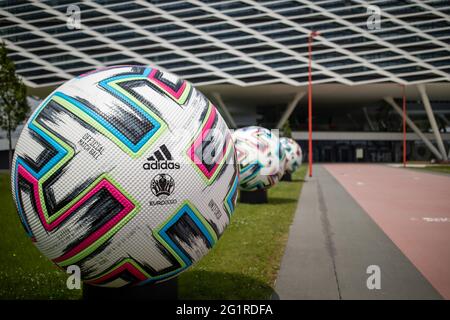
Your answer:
233,126 -> 284,191
280,137 -> 302,173
11,66 -> 239,287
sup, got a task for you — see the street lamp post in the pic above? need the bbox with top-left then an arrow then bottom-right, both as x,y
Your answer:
402,85 -> 407,168
308,31 -> 319,178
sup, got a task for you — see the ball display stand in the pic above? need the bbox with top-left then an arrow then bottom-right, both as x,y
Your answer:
281,172 -> 292,181
239,189 -> 268,204
83,277 -> 178,300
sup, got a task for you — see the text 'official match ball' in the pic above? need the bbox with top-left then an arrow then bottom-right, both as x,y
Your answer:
280,137 -> 303,174
233,126 -> 284,191
11,66 -> 239,287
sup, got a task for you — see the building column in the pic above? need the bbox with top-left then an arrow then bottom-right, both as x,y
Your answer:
276,91 -> 305,129
211,92 -> 237,129
417,84 -> 448,160
437,115 -> 449,158
363,107 -> 376,131
437,114 -> 449,128
384,96 -> 443,161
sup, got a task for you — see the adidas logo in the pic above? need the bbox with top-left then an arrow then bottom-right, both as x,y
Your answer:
143,144 -> 181,170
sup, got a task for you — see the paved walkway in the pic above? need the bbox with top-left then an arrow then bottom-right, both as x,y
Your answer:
325,164 -> 450,299
274,165 -> 443,300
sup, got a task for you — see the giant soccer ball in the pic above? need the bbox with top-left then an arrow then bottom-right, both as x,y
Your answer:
233,126 -> 284,191
11,66 -> 239,287
280,137 -> 302,173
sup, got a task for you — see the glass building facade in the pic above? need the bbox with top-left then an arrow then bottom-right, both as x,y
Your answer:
0,0 -> 449,165
1,0 -> 449,88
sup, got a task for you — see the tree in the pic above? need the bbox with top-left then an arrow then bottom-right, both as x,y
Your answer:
0,41 -> 30,169
282,119 -> 292,138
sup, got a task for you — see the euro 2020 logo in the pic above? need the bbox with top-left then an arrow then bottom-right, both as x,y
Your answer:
151,174 -> 175,199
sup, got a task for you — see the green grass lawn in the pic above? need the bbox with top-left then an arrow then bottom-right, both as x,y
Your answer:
178,166 -> 307,299
415,165 -> 450,175
0,165 -> 306,300
0,174 -> 81,300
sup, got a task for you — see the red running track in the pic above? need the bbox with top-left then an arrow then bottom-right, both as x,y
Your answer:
324,164 -> 450,299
